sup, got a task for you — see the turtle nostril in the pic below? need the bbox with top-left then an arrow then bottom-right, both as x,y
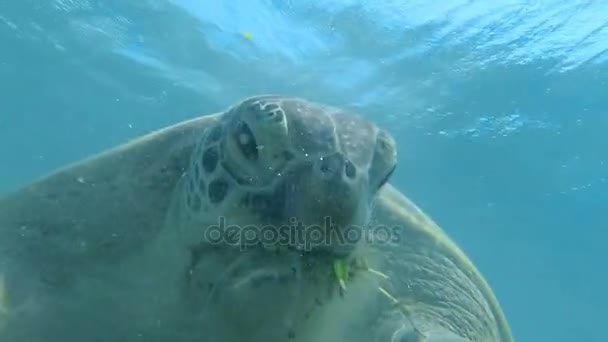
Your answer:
251,102 -> 284,123
316,153 -> 342,177
260,109 -> 284,123
344,160 -> 357,179
263,103 -> 280,111
319,157 -> 332,174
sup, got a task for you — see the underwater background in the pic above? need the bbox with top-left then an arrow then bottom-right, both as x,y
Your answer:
1,1 -> 606,341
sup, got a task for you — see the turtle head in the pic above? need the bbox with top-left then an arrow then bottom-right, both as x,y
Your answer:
181,95 -> 396,256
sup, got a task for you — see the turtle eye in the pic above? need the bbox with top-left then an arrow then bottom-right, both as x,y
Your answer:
234,121 -> 258,161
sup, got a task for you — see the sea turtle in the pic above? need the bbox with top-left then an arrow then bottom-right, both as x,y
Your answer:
0,95 -> 513,341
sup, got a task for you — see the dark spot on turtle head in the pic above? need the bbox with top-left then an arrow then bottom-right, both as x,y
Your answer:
288,329 -> 296,339
235,121 -> 258,161
206,125 -> 223,144
344,159 -> 357,179
208,179 -> 229,204
202,147 -> 219,174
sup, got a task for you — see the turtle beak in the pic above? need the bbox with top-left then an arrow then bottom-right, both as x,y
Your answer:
281,157 -> 367,256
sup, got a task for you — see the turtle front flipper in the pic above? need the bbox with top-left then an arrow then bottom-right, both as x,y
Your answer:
390,324 -> 474,342
364,183 -> 514,342
0,113 -> 221,341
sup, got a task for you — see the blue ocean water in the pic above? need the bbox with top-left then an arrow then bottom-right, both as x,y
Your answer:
0,1 -> 606,341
